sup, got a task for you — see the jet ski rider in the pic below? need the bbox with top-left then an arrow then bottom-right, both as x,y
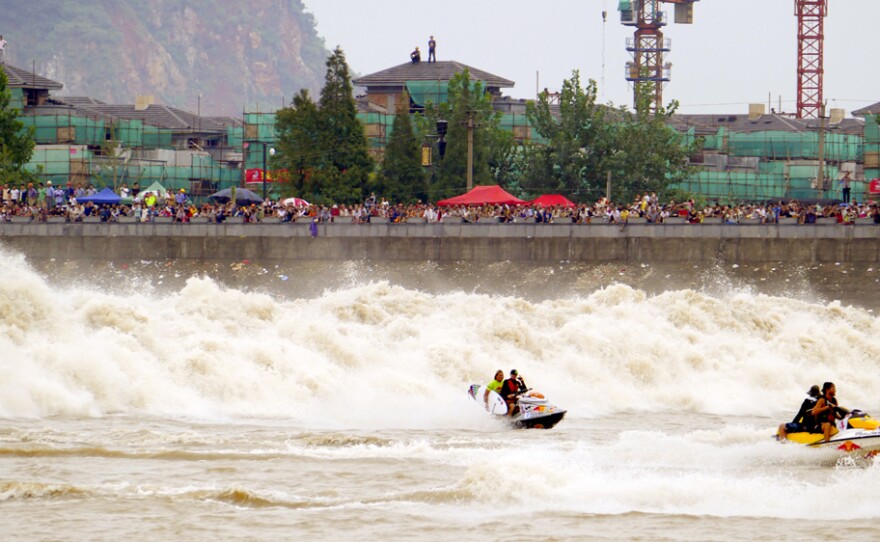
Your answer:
812,381 -> 849,443
483,370 -> 504,410
776,384 -> 820,440
501,369 -> 528,416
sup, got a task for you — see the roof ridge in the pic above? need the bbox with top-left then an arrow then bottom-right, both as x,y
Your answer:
159,105 -> 192,129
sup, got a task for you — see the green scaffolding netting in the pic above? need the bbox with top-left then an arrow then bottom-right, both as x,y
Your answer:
114,119 -> 144,147
18,114 -> 106,145
357,112 -> 396,149
865,115 -> 880,144
406,81 -> 449,107
227,126 -> 244,148
500,113 -> 547,144
405,80 -> 488,107
672,163 -> 857,202
244,113 -> 277,143
726,131 -> 862,161
24,147 -> 241,196
9,88 -> 24,111
142,126 -> 173,148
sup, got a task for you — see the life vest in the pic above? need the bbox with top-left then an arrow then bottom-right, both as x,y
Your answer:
501,378 -> 520,398
817,394 -> 839,423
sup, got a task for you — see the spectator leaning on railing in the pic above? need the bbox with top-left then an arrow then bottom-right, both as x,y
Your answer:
3,182 -> 880,226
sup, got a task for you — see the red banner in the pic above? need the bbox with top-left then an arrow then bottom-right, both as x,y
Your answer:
870,179 -> 880,194
245,169 -> 286,183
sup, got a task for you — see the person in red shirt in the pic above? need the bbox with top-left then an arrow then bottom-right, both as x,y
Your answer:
500,370 -> 527,416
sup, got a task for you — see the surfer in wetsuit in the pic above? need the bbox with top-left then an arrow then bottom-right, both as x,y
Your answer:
776,384 -> 820,440
500,370 -> 527,416
483,370 -> 504,410
812,382 -> 849,442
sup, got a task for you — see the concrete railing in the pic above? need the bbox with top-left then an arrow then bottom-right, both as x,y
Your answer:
1,218 -> 879,263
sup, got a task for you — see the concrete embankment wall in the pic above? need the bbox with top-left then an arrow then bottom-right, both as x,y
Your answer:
1,220 -> 880,263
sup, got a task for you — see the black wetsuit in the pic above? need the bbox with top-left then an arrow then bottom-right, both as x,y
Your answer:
789,396 -> 818,433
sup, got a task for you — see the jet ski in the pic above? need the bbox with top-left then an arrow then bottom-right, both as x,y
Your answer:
468,384 -> 566,429
783,410 -> 880,454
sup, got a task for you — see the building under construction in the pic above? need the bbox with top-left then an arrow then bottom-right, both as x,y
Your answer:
351,59 -> 879,202
3,59 -> 879,203
3,63 -> 244,198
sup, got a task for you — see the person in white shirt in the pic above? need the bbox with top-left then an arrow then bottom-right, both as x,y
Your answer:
0,35 -> 7,63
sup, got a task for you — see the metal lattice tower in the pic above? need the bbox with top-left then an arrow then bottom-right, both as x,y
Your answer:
620,1 -> 698,114
795,0 -> 828,119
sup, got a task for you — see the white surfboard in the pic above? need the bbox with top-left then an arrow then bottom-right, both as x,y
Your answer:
468,384 -> 508,416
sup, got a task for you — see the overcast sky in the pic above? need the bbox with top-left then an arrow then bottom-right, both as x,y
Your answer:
305,0 -> 878,117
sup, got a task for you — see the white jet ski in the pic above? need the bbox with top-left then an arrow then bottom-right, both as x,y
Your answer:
468,384 -> 566,429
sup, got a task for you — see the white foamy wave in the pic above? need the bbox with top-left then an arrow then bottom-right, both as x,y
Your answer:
2,255 -> 880,424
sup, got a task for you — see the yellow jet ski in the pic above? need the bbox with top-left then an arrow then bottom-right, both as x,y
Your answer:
785,410 -> 880,454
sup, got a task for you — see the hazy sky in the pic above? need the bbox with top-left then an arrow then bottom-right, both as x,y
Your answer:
305,0 -> 878,117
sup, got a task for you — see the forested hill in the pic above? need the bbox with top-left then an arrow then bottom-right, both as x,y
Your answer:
2,0 -> 329,116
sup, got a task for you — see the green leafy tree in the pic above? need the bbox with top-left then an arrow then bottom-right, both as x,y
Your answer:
601,84 -> 697,201
524,71 -> 696,203
273,89 -> 323,200
0,67 -> 36,184
274,47 -> 373,204
375,92 -> 426,203
486,123 -> 519,188
423,70 -> 500,199
314,46 -> 373,204
523,71 -> 613,202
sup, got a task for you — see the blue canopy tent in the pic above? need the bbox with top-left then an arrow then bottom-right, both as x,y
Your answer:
78,187 -> 122,205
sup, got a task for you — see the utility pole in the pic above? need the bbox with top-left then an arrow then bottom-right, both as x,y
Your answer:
606,171 -> 612,201
466,111 -> 474,191
261,143 -> 268,201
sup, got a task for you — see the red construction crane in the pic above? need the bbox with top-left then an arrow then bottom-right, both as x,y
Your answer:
619,0 -> 699,114
795,0 -> 828,119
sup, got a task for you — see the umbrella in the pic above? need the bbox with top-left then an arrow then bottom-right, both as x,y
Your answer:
531,194 -> 577,208
282,197 -> 310,207
135,181 -> 169,201
78,187 -> 121,205
209,187 -> 264,205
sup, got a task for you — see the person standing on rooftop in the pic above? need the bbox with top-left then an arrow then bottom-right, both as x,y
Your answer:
428,35 -> 436,62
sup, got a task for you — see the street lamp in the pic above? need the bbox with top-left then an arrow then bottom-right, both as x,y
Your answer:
261,144 -> 276,200
245,141 -> 275,200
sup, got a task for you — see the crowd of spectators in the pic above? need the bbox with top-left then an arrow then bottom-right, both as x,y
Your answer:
3,182 -> 880,225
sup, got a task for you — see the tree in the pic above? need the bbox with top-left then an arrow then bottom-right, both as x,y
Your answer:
431,70 -> 496,198
375,91 -> 427,203
314,46 -> 373,204
523,71 -> 612,202
0,67 -> 36,184
524,71 -> 696,203
486,122 -> 519,189
602,84 -> 697,201
274,89 -> 323,200
93,123 -> 131,191
274,47 -> 373,204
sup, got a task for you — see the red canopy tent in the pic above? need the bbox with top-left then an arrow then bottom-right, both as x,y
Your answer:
436,185 -> 527,207
531,194 -> 577,208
